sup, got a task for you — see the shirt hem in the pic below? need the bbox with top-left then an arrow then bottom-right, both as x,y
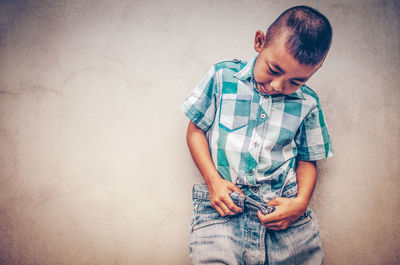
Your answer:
297,150 -> 334,161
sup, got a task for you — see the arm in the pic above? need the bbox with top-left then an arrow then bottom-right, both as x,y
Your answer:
257,160 -> 317,230
186,121 -> 243,216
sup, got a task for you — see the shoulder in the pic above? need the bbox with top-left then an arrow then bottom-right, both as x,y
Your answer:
300,85 -> 321,106
300,85 -> 319,100
213,59 -> 246,72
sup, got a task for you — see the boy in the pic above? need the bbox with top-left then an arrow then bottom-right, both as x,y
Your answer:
181,5 -> 333,265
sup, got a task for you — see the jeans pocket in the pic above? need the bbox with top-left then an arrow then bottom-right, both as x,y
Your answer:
290,209 -> 313,228
191,199 -> 232,232
219,94 -> 251,132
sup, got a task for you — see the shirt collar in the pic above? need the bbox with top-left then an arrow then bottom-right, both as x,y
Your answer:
234,54 -> 305,100
234,55 -> 257,81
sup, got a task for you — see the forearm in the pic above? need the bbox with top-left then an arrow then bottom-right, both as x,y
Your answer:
186,121 -> 243,216
186,121 -> 222,188
295,160 -> 317,207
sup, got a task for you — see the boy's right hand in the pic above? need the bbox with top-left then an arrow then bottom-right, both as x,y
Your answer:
208,178 -> 244,216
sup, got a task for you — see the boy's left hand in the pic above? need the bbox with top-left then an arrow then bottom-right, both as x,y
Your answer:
257,197 -> 308,230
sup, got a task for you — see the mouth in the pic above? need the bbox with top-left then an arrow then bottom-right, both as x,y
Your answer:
257,83 -> 276,95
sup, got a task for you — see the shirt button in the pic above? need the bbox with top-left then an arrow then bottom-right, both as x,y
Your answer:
260,113 -> 266,119
253,142 -> 259,147
248,169 -> 254,176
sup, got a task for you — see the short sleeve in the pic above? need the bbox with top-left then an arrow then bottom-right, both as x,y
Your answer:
180,66 -> 218,132
294,100 -> 334,161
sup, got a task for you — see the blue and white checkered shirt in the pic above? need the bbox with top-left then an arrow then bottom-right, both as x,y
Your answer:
181,55 -> 333,201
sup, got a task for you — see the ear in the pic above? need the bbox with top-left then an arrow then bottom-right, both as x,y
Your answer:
254,30 -> 266,53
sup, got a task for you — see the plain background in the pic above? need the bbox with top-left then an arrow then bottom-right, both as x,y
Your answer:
0,0 -> 399,264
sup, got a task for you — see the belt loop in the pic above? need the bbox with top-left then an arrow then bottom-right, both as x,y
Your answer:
238,193 -> 245,209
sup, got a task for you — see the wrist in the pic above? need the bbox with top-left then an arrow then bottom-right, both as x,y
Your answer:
204,172 -> 223,191
293,196 -> 309,211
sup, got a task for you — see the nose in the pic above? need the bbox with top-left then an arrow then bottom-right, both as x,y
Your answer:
270,78 -> 284,92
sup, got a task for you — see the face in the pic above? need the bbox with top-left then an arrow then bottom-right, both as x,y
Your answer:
253,31 -> 323,96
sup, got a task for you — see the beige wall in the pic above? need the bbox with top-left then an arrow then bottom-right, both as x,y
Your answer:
0,0 -> 399,264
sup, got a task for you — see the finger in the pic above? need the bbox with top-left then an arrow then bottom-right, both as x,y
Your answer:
266,222 -> 289,231
257,210 -> 280,223
266,224 -> 282,230
213,204 -> 226,217
258,213 -> 280,228
217,201 -> 236,216
222,196 -> 242,213
265,220 -> 282,227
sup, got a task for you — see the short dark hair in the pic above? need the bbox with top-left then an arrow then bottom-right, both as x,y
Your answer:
265,6 -> 333,65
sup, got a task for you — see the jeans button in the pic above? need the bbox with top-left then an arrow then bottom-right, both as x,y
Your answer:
251,186 -> 259,193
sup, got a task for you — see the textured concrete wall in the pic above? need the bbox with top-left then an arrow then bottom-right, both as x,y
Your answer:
0,0 -> 399,264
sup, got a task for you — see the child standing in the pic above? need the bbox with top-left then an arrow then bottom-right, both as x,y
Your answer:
181,5 -> 333,265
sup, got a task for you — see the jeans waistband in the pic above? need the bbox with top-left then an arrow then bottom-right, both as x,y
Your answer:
192,184 -> 275,215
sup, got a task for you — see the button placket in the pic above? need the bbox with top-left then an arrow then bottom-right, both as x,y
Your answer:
258,94 -> 272,149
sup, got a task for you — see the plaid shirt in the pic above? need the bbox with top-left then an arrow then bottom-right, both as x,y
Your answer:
181,55 -> 333,201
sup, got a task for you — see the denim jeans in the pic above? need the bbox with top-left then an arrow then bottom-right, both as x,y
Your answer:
189,184 -> 323,265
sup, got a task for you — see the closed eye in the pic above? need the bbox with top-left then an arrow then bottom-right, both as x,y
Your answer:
268,65 -> 280,75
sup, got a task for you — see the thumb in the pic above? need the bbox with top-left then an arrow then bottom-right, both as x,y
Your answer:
267,198 -> 280,206
233,185 -> 244,194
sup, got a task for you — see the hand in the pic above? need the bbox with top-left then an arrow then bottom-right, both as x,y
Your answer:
208,178 -> 244,217
257,197 -> 308,230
